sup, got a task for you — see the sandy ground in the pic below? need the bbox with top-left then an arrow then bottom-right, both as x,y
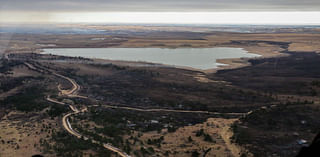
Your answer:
0,111 -> 57,157
135,118 -> 250,157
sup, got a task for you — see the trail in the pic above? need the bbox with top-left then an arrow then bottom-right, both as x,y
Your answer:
219,120 -> 242,157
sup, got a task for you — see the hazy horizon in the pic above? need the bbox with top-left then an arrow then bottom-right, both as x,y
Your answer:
1,0 -> 320,24
0,12 -> 320,25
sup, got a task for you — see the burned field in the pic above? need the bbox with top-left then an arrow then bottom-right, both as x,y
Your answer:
215,51 -> 320,96
2,49 -> 320,157
214,51 -> 320,157
0,53 -> 275,157
68,63 -> 274,113
1,28 -> 320,156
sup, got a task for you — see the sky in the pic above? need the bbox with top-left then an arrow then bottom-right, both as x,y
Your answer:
1,0 -> 320,24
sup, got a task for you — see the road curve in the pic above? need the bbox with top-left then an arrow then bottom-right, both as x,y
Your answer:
62,111 -> 82,138
48,92 -> 131,157
24,61 -> 131,157
43,71 -> 131,157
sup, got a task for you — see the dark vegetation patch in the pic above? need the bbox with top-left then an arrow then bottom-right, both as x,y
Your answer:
0,77 -> 27,92
0,60 -> 23,74
232,104 -> 320,157
214,50 -> 320,157
0,85 -> 48,112
229,40 -> 290,49
46,103 -> 69,118
0,70 -> 66,117
215,52 -> 320,96
7,53 -> 92,62
71,63 -> 273,113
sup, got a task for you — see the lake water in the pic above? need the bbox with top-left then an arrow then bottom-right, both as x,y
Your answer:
42,48 -> 260,70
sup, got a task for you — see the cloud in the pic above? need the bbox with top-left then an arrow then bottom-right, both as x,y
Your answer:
1,0 -> 320,12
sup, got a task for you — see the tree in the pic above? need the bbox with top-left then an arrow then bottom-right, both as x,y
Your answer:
192,150 -> 200,157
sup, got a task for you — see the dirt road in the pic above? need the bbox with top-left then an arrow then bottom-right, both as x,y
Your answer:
102,104 -> 246,116
45,69 -> 131,157
24,61 -> 251,157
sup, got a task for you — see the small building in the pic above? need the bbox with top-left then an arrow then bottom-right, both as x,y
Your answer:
297,139 -> 307,145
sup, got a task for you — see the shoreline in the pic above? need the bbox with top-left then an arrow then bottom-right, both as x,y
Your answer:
208,46 -> 289,73
38,45 -> 288,74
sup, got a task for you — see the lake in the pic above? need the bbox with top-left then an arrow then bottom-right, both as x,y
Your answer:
42,48 -> 260,70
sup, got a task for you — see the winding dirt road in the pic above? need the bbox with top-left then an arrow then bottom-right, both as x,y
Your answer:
24,61 -> 251,157
24,61 -> 131,157
51,83 -> 130,157
102,104 -> 245,116
48,84 -> 131,157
